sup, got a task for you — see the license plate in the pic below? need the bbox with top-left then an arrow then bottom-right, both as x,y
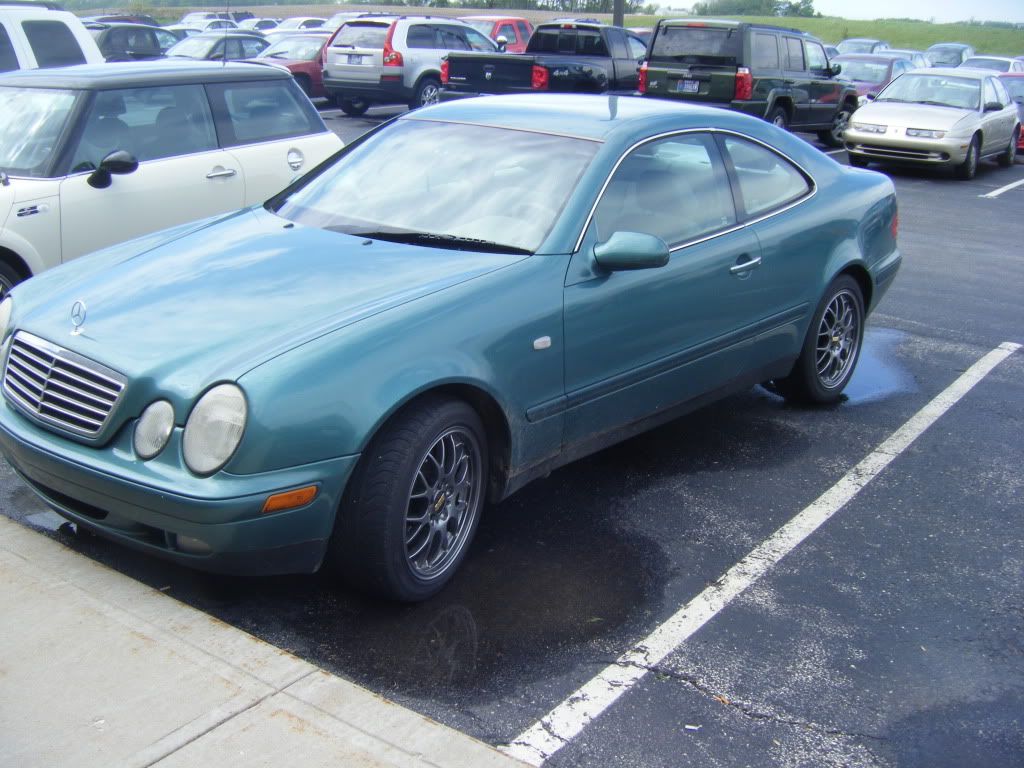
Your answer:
347,54 -> 363,65
676,79 -> 699,93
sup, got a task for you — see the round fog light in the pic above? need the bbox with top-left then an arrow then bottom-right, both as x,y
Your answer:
134,400 -> 175,460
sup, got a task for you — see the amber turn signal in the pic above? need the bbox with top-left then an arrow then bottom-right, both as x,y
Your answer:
262,485 -> 318,514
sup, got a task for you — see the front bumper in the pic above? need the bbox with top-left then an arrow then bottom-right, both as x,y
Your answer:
844,128 -> 971,166
0,395 -> 359,575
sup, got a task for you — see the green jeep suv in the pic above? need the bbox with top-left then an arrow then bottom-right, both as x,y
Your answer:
640,19 -> 858,146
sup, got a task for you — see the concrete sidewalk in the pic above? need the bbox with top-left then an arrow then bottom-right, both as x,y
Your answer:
0,515 -> 527,768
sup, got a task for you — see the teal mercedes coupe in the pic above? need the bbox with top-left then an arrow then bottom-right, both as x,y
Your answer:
0,94 -> 900,600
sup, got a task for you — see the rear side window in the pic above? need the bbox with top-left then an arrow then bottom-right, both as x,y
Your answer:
783,38 -> 804,70
752,33 -> 779,69
722,136 -> 810,219
496,23 -> 515,43
651,26 -> 740,64
516,21 -> 530,43
438,27 -> 470,51
406,24 -> 435,49
207,80 -> 325,146
529,27 -> 608,57
333,23 -> 388,49
22,20 -> 87,68
0,23 -> 19,72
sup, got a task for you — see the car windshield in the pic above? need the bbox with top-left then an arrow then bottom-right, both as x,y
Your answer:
927,46 -> 965,66
273,119 -> 599,254
260,36 -> 322,60
167,36 -> 214,57
837,60 -> 890,84
961,57 -> 1009,72
837,40 -> 875,54
876,73 -> 980,110
0,87 -> 77,178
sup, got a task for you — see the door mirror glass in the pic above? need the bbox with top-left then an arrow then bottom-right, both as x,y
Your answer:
593,231 -> 669,271
87,149 -> 138,188
830,63 -> 842,76
984,101 -> 1003,112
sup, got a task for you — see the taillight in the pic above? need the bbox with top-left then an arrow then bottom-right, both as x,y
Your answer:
322,27 -> 341,67
638,61 -> 648,94
890,208 -> 899,240
382,22 -> 403,67
734,66 -> 752,101
531,64 -> 549,90
441,58 -> 449,84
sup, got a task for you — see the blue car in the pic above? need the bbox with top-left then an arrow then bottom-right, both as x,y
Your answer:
0,94 -> 900,600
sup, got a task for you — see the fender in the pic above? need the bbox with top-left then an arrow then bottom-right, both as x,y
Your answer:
0,229 -> 48,280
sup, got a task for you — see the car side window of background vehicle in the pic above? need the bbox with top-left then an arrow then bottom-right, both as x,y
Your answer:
207,80 -> 324,145
0,23 -> 18,71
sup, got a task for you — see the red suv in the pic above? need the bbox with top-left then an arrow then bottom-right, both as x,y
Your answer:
458,16 -> 533,53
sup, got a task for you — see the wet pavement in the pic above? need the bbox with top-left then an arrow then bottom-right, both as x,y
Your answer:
1,109 -> 1022,766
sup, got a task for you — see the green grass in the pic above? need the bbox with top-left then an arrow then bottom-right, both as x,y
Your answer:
623,15 -> 1024,56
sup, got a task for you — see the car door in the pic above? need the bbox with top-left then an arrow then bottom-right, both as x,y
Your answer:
983,76 -> 1015,151
562,132 -> 762,445
782,36 -> 811,125
803,39 -> 841,125
206,78 -> 341,205
57,84 -> 243,262
605,28 -> 638,91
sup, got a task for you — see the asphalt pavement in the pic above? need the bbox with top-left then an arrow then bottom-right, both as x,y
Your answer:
1,102 -> 1021,768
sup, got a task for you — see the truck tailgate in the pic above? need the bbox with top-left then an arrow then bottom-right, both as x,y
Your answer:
444,52 -> 537,94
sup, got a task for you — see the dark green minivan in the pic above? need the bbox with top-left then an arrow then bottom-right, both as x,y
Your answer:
639,19 -> 858,146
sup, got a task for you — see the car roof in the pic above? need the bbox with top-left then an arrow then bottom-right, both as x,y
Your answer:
0,60 -> 289,89
409,93 -> 763,142
843,37 -> 884,42
86,21 -> 159,31
189,30 -> 264,38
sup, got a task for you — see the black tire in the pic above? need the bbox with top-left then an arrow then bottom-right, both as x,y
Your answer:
410,76 -> 441,110
331,396 -> 488,601
954,135 -> 980,180
998,127 -> 1019,167
0,260 -> 22,300
766,105 -> 789,131
817,104 -> 853,147
294,75 -> 311,98
772,275 -> 864,405
338,97 -> 370,117
848,154 -> 870,168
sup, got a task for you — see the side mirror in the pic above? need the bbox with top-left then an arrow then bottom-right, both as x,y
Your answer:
865,92 -> 876,101
495,35 -> 507,52
830,63 -> 842,76
593,231 -> 669,272
87,150 -> 139,189
984,101 -> 1003,112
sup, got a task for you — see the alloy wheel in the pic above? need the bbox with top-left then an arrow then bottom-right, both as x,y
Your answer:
830,109 -> 851,144
815,289 -> 861,389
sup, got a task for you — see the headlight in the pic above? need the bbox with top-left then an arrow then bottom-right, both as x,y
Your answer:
852,122 -> 887,134
0,297 -> 11,342
134,400 -> 175,460
906,128 -> 946,139
183,384 -> 247,475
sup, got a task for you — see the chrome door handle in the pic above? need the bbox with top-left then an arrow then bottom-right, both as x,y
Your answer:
730,256 -> 762,274
206,167 -> 237,179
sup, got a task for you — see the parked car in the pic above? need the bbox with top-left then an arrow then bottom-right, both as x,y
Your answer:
255,32 -> 330,97
239,18 -> 280,33
442,21 -> 646,102
87,22 -> 179,61
0,3 -> 104,71
0,94 -> 900,600
925,43 -> 975,67
832,53 -> 914,105
959,56 -> 1024,73
161,25 -> 199,43
184,19 -> 239,33
627,25 -> 653,44
844,68 -> 1020,178
262,27 -> 323,47
322,15 -> 500,114
884,48 -> 930,68
165,31 -> 268,62
0,60 -> 342,294
178,12 -> 219,26
275,16 -> 325,31
458,15 -> 533,53
639,19 -> 859,146
836,38 -> 890,54
82,13 -> 160,27
997,72 -> 1024,154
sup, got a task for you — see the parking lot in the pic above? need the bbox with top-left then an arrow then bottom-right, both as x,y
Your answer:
2,103 -> 1022,767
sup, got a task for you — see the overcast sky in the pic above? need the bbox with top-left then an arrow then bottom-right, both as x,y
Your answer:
814,0 -> 1024,23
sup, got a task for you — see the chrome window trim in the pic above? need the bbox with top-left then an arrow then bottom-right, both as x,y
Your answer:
406,116 -> 606,143
572,127 -> 818,255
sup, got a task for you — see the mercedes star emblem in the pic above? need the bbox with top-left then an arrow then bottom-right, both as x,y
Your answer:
70,300 -> 87,335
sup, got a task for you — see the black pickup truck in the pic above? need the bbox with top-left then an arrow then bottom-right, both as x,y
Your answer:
440,21 -> 648,100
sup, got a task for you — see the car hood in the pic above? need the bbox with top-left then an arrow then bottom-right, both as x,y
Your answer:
854,101 -> 975,130
14,207 -> 526,396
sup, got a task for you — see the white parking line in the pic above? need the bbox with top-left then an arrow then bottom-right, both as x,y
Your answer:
502,341 -> 1022,766
980,177 -> 1024,198
824,148 -> 846,155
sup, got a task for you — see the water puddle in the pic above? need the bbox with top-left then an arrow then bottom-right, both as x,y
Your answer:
841,327 -> 918,405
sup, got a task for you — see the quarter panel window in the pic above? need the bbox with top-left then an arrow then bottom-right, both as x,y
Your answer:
627,36 -> 646,59
592,133 -> 736,246
22,20 -> 86,68
207,80 -> 325,146
438,27 -> 470,51
406,24 -> 435,49
784,37 -> 804,70
752,33 -> 779,69
722,136 -> 811,219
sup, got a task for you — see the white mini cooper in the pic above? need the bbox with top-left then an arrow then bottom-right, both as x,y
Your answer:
0,60 -> 343,296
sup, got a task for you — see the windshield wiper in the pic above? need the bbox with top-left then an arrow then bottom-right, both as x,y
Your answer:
354,230 -> 532,255
916,100 -> 963,109
875,97 -> 910,103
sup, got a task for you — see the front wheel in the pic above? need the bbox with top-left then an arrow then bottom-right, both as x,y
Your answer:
998,127 -> 1019,167
337,97 -> 370,116
0,261 -> 21,300
848,154 -> 870,168
954,135 -> 980,180
331,396 -> 487,601
818,106 -> 852,147
766,105 -> 789,131
772,275 -> 864,404
410,77 -> 441,110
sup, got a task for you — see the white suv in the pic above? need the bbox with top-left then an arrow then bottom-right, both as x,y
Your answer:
0,2 -> 104,71
322,16 -> 499,115
0,61 -> 342,295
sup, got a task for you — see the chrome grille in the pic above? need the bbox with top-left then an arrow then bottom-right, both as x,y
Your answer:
3,331 -> 126,437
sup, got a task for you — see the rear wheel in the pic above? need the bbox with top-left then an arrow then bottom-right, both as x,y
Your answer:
848,154 -> 870,168
294,75 -> 312,98
772,275 -> 864,405
818,104 -> 853,147
410,77 -> 441,110
954,135 -> 980,180
331,396 -> 487,601
338,97 -> 370,117
998,127 -> 1019,167
766,105 -> 789,131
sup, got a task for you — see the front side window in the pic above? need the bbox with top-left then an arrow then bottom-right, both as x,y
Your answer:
592,133 -> 736,246
496,23 -> 515,44
462,27 -> 496,52
0,86 -> 78,177
805,41 -> 827,71
0,22 -> 19,72
68,85 -> 217,171
438,27 -> 470,52
22,20 -> 87,68
273,119 -> 599,254
983,78 -> 1000,107
516,22 -> 531,43
752,33 -> 779,69
723,136 -> 810,219
207,80 -> 325,146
